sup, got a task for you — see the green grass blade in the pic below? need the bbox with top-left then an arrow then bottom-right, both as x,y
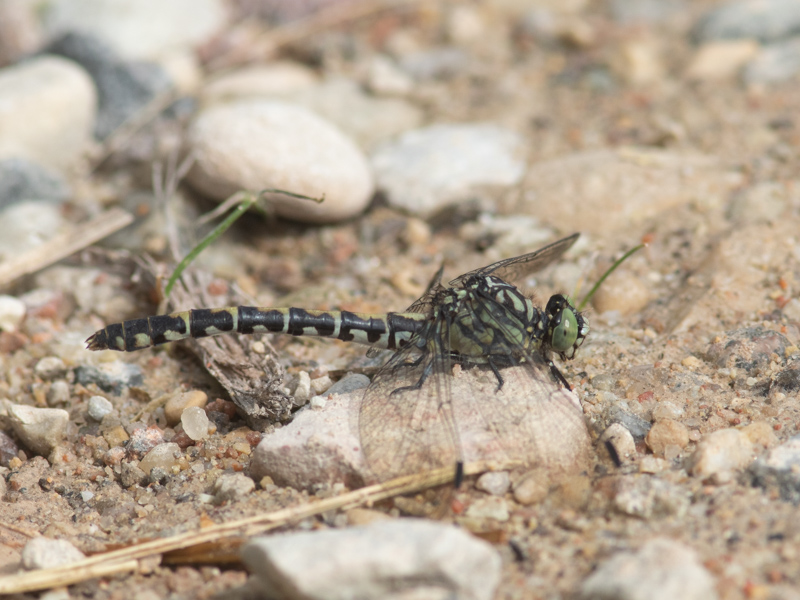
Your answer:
577,242 -> 645,312
164,188 -> 324,298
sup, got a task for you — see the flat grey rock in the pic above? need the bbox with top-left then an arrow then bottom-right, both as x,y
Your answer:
242,519 -> 501,600
580,538 -> 717,600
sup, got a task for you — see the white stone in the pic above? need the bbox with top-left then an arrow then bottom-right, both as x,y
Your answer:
138,442 -> 181,475
202,62 -> 319,104
87,395 -> 113,421
42,0 -> 227,61
284,78 -> 424,149
213,472 -> 255,504
371,123 -> 526,217
475,471 -> 511,496
580,538 -> 716,600
242,519 -> 501,600
181,406 -> 210,441
292,371 -> 312,406
465,496 -> 510,521
33,357 -> 66,380
0,56 -> 96,172
22,537 -> 85,570
0,201 -> 67,261
686,40 -> 759,81
7,404 -> 69,455
599,423 -> 637,463
0,295 -> 26,332
689,428 -> 754,484
186,100 -> 374,224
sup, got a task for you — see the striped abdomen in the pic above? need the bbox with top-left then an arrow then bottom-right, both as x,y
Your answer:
86,306 -> 427,352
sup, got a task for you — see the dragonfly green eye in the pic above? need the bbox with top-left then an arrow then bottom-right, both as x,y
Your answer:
551,308 -> 579,353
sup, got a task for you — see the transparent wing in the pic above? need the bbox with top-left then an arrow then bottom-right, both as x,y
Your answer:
449,233 -> 580,288
357,318 -> 460,482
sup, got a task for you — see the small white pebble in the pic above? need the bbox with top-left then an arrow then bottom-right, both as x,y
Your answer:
34,357 -> 66,379
293,371 -> 312,405
475,471 -> 511,496
87,395 -> 113,421
309,395 -> 327,410
181,406 -> 210,441
310,375 -> 333,395
0,295 -> 26,332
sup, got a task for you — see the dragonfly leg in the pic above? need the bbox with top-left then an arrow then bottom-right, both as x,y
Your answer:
549,360 -> 572,391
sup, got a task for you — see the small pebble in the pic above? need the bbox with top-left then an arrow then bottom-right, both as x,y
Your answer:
126,426 -> 165,456
0,295 -> 26,332
371,123 -> 526,218
645,419 -> 690,456
149,466 -> 168,485
33,356 -> 66,379
164,390 -> 208,426
187,100 -> 374,223
120,461 -> 148,488
605,404 -> 651,439
685,40 -> 759,80
600,423 -> 637,464
689,428 -> 754,484
181,406 -> 210,441
292,371 -> 312,406
651,401 -> 684,422
309,395 -> 327,410
346,508 -> 393,526
137,442 -> 181,475
612,476 -> 689,519
638,456 -> 668,474
310,375 -> 333,395
102,446 -> 126,466
512,469 -> 550,505
579,538 -> 716,600
87,395 -> 113,421
21,538 -> 85,570
0,430 -> 19,467
0,158 -> 70,209
744,38 -> 800,84
213,472 -> 255,504
7,403 -> 68,455
475,471 -> 511,496
102,425 -> 129,448
465,496 -> 510,522
45,380 -> 71,406
326,373 -> 370,396
0,55 -> 96,172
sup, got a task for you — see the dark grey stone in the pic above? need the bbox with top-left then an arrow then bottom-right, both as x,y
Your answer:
0,158 -> 70,209
45,31 -> 173,139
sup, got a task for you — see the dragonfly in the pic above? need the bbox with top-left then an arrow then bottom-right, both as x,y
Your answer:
86,234 -> 590,484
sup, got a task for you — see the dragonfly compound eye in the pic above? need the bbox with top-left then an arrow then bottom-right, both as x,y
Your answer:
551,307 -> 579,354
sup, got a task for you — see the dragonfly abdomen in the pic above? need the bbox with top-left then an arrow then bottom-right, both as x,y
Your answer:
86,306 -> 427,352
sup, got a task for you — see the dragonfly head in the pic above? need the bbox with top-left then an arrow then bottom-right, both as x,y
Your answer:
544,294 -> 588,361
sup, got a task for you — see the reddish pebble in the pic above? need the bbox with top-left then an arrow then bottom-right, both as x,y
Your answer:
638,391 -> 654,402
246,431 -> 262,446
